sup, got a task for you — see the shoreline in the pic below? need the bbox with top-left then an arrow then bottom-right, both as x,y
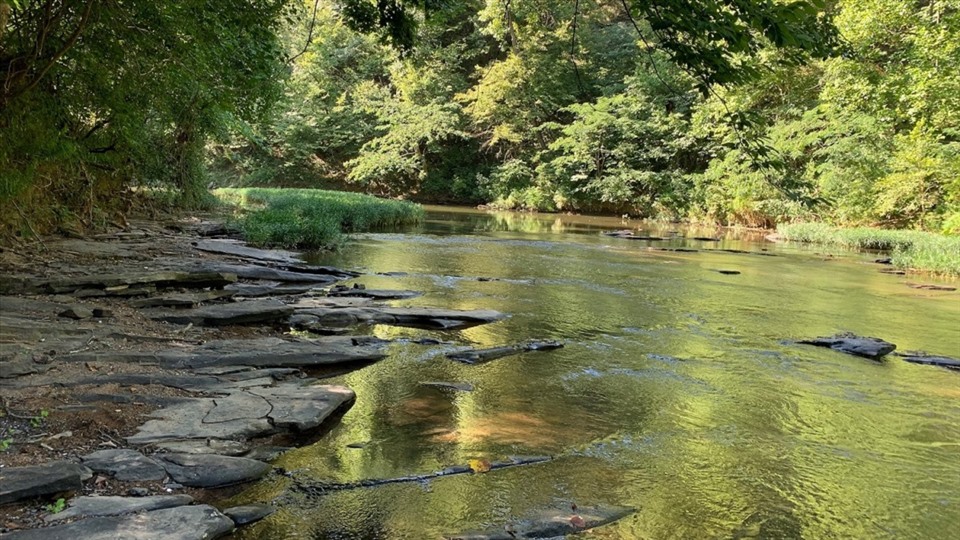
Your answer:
0,211 -> 506,537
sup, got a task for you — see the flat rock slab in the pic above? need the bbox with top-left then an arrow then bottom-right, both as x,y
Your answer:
81,449 -> 167,482
46,494 -> 193,522
20,271 -> 237,295
155,440 -> 252,456
143,299 -> 293,326
199,263 -> 338,284
130,290 -> 236,308
193,239 -> 303,264
0,461 -> 90,506
447,505 -> 635,540
898,352 -> 960,371
327,286 -> 422,300
296,306 -> 505,330
275,264 -> 361,279
447,341 -> 563,365
797,333 -> 896,359
68,337 -> 387,369
127,383 -> 355,445
0,357 -> 51,379
602,230 -> 665,241
905,283 -> 957,291
187,337 -> 386,368
223,503 -> 276,525
4,504 -> 233,540
226,282 -> 318,298
126,394 -> 273,445
248,384 -> 355,431
156,453 -> 271,488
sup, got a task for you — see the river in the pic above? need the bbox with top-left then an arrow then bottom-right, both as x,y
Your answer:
230,207 -> 960,539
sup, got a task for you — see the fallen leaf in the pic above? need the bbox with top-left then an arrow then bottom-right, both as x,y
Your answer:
570,515 -> 586,529
468,459 -> 492,473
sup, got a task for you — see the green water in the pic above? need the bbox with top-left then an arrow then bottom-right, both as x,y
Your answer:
231,207 -> 960,539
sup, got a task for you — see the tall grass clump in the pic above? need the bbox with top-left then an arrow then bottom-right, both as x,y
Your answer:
777,222 -> 960,275
215,188 -> 424,250
891,236 -> 960,276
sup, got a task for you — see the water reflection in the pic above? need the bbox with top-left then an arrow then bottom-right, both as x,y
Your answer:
231,207 -> 960,539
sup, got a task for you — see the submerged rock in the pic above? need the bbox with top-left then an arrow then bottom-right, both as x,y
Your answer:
906,283 -> 957,291
446,505 -> 635,539
3,504 -> 234,540
223,504 -> 276,526
797,333 -> 896,359
447,341 -> 563,365
897,352 -> 960,371
420,381 -> 475,392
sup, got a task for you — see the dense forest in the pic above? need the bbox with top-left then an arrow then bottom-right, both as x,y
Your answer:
2,0 -> 958,234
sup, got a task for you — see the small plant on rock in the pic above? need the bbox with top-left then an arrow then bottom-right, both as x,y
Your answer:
45,498 -> 66,514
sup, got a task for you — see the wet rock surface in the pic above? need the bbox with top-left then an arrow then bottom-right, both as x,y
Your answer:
223,503 -> 276,525
295,305 -> 505,330
327,284 -> 422,300
897,352 -> 960,370
3,504 -> 234,540
420,381 -> 475,392
446,505 -> 635,540
905,282 -> 957,291
447,341 -> 563,365
797,333 -> 897,359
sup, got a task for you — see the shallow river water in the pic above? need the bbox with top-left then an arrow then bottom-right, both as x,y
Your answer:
231,207 -> 960,539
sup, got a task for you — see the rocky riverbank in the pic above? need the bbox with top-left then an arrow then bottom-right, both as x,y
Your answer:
0,215 -> 520,537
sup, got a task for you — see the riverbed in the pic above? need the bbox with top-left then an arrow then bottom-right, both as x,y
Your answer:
231,207 -> 960,539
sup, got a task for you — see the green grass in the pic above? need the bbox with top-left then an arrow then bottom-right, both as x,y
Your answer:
777,222 -> 960,276
214,188 -> 424,250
